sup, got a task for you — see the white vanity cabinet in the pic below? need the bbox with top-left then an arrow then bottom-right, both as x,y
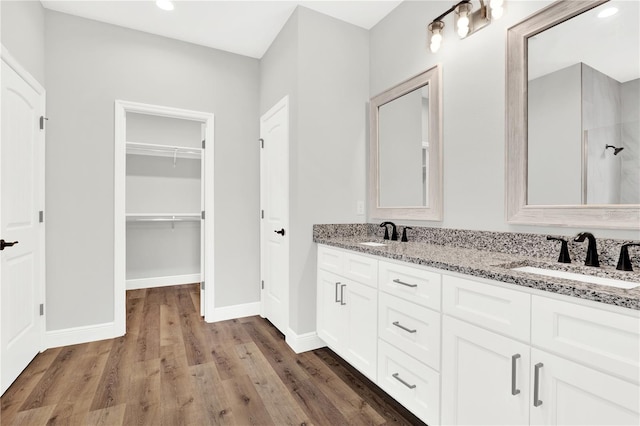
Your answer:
441,274 -> 532,425
377,260 -> 442,424
529,348 -> 639,426
441,315 -> 530,426
441,275 -> 640,426
317,245 -> 441,425
317,246 -> 378,380
316,244 -> 640,426
529,296 -> 640,426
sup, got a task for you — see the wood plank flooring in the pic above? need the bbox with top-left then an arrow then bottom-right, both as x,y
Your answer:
1,284 -> 425,425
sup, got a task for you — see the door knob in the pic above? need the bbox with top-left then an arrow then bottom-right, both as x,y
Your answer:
274,228 -> 285,236
0,240 -> 19,251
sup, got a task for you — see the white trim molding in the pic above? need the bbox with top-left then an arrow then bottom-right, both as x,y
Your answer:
45,322 -> 121,349
285,329 -> 326,354
207,302 -> 261,323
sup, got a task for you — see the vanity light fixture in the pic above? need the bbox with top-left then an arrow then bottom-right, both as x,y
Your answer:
428,0 -> 505,53
156,0 -> 174,11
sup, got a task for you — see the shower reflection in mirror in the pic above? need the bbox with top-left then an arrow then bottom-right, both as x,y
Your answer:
526,0 -> 639,206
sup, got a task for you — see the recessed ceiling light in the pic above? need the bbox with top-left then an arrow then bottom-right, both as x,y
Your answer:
156,0 -> 174,11
597,7 -> 618,18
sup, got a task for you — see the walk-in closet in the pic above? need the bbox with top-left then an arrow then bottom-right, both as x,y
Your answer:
115,101 -> 214,324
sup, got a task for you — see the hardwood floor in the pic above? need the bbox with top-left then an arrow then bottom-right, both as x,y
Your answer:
1,284 -> 425,425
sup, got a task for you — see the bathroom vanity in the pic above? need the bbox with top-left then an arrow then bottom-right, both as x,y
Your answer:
315,227 -> 640,426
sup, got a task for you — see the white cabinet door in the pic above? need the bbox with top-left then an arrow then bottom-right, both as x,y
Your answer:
317,270 -> 346,351
442,316 -> 530,426
344,280 -> 378,380
530,348 -> 640,426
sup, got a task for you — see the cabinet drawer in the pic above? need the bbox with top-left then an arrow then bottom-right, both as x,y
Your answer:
378,340 -> 440,426
379,260 -> 441,310
378,292 -> 440,371
343,251 -> 378,288
317,245 -> 343,274
442,275 -> 531,341
532,296 -> 640,382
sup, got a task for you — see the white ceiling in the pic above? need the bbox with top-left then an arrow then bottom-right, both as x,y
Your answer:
41,0 -> 403,59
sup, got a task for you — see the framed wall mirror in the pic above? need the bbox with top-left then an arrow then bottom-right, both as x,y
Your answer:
506,0 -> 639,229
370,65 -> 443,221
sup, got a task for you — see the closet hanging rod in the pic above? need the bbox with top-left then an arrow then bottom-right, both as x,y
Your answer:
126,213 -> 201,222
126,141 -> 202,159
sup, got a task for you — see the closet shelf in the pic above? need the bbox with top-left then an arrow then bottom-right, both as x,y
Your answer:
126,141 -> 202,159
126,213 -> 201,222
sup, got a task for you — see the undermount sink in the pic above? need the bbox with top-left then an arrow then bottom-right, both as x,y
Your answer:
359,242 -> 387,247
512,266 -> 640,290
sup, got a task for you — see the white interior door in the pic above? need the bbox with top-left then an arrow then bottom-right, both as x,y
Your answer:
1,55 -> 45,395
260,96 -> 289,336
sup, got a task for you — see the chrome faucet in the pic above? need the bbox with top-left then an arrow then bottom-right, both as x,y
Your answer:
380,222 -> 398,241
574,232 -> 599,267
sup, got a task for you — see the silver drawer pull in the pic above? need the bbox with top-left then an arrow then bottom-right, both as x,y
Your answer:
393,278 -> 418,288
393,321 -> 417,334
533,362 -> 543,407
392,373 -> 416,389
511,354 -> 521,396
340,284 -> 346,305
335,282 -> 341,303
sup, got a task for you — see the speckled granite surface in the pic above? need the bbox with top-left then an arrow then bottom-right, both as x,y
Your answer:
313,224 -> 640,310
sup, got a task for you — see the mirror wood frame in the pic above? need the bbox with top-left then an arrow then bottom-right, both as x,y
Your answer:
369,65 -> 443,221
506,0 -> 640,229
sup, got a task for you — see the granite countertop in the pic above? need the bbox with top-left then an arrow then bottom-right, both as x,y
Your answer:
314,236 -> 640,311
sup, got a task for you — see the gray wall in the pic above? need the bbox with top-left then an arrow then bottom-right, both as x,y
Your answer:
44,10 -> 260,330
260,7 -> 369,334
369,0 -> 636,240
0,0 -> 45,85
528,64 -> 582,205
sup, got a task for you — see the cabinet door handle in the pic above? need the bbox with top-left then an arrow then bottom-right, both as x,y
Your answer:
335,282 -> 341,303
511,354 -> 521,396
533,362 -> 543,407
393,278 -> 417,288
392,373 -> 416,389
340,284 -> 346,305
392,321 -> 417,334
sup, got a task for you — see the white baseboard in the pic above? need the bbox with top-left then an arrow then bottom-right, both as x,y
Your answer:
45,322 -> 122,349
126,273 -> 201,290
206,302 -> 261,323
285,328 -> 326,354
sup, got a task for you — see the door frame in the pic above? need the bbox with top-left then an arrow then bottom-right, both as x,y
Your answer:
0,46 -> 47,393
114,100 -> 215,333
259,95 -> 290,333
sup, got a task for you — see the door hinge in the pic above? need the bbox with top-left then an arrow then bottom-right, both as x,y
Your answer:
40,304 -> 44,316
202,140 -> 206,149
39,211 -> 44,223
261,280 -> 264,290
201,211 -> 205,220
261,210 -> 264,219
201,281 -> 205,290
259,138 -> 264,148
39,116 -> 48,130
